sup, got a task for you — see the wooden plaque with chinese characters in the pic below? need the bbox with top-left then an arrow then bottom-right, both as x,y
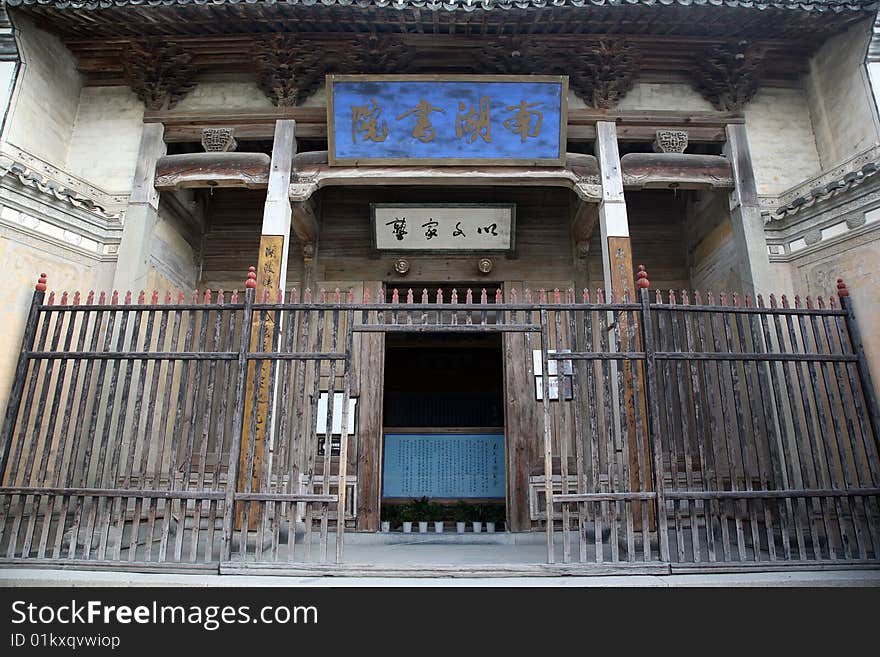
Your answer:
327,75 -> 567,166
372,203 -> 515,252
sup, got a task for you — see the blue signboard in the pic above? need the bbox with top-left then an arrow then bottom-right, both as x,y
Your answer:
327,75 -> 567,166
382,433 -> 506,499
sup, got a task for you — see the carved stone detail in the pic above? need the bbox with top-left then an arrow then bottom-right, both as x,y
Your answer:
121,40 -> 198,111
201,128 -> 237,153
846,213 -> 867,229
692,40 -> 765,112
803,228 -> 822,246
653,130 -> 689,154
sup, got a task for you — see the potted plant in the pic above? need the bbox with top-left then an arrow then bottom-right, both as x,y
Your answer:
485,505 -> 505,533
380,505 -> 398,533
429,501 -> 445,533
398,502 -> 415,533
453,501 -> 470,533
471,503 -> 483,534
411,496 -> 431,533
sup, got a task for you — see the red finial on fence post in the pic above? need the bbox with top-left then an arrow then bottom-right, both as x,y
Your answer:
636,265 -> 650,290
35,273 -> 47,292
245,266 -> 257,289
837,279 -> 849,298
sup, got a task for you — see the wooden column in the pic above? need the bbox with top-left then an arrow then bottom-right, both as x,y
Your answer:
112,123 -> 167,293
238,120 -> 296,525
595,121 -> 653,524
724,123 -> 774,297
356,281 -> 384,532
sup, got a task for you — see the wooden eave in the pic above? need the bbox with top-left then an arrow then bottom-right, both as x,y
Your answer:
8,4 -> 873,87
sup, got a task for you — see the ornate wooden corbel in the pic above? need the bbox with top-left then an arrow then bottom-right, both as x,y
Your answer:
254,35 -> 327,106
350,34 -> 407,74
568,40 -> 640,109
692,40 -> 765,112
121,40 -> 198,110
479,37 -> 551,76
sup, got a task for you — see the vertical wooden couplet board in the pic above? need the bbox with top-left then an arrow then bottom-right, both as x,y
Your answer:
237,120 -> 297,530
237,235 -> 285,528
595,121 -> 654,530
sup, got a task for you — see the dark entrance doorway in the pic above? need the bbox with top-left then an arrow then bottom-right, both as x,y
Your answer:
383,333 -> 504,428
380,324 -> 506,529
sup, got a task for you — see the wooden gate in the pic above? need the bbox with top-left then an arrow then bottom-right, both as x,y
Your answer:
1,269 -> 878,573
0,272 -> 355,571
542,272 -> 880,569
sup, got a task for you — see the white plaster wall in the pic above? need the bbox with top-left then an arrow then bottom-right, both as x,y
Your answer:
173,81 -> 274,112
616,82 -> 714,111
1,17 -> 82,170
0,229 -> 113,420
806,19 -> 880,169
744,87 -> 823,196
65,87 -> 145,194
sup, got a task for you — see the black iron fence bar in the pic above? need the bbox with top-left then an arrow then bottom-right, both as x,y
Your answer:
0,279 -> 46,483
638,275 -> 671,563
0,488 -> 226,500
258,303 -> 644,312
246,352 -> 348,360
232,493 -> 336,503
546,352 -> 646,360
654,353 -> 859,363
839,286 -> 880,450
650,303 -> 846,317
25,352 -> 239,360
38,303 -> 247,312
353,325 -> 540,333
555,492 -> 659,502
666,488 -> 880,499
220,280 -> 256,564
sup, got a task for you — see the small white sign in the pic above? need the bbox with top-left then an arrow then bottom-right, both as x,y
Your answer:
533,350 -> 573,401
316,392 -> 358,435
372,204 -> 514,251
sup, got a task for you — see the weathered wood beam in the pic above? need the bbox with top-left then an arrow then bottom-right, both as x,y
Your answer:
595,120 -> 653,531
147,109 -> 743,143
571,198 -> 599,243
154,152 -> 271,190
238,119 -> 297,529
724,123 -> 774,297
112,123 -> 167,293
291,198 -> 319,245
287,161 -> 602,202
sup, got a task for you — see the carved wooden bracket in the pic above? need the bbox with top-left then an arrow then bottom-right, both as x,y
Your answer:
254,35 -> 327,106
692,40 -> 765,112
350,35 -> 408,75
253,34 -> 404,106
480,38 -> 640,109
121,40 -> 198,111
568,40 -> 641,110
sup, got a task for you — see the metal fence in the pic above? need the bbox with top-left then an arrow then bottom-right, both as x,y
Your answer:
0,268 -> 878,572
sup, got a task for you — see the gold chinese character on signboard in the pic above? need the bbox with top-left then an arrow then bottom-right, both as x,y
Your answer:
456,96 -> 492,144
396,99 -> 445,143
351,98 -> 388,144
503,100 -> 543,142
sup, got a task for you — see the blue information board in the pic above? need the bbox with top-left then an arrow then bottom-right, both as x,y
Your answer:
327,75 -> 567,166
382,433 -> 505,499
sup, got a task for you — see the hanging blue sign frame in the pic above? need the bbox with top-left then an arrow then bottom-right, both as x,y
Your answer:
327,75 -> 567,166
